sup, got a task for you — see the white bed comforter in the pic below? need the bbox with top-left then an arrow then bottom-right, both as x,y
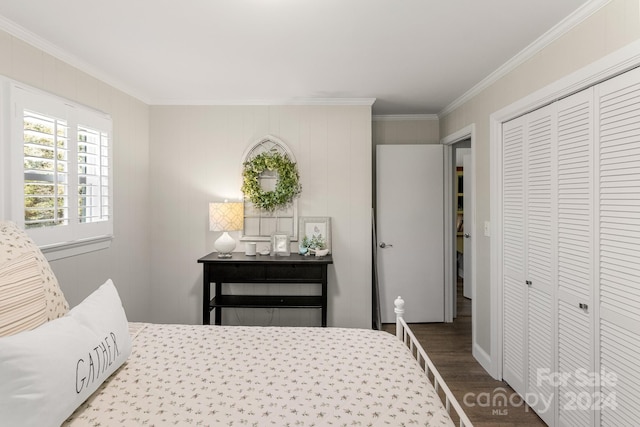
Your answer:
64,323 -> 453,426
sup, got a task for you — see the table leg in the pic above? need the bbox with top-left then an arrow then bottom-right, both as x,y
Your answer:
321,278 -> 327,327
214,281 -> 222,325
203,267 -> 211,325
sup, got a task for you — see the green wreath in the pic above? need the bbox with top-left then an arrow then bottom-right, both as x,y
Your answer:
241,151 -> 302,212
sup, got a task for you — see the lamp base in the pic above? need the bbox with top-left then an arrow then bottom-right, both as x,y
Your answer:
214,231 -> 237,258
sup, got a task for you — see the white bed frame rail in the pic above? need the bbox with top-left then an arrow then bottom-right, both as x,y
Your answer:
394,296 -> 474,427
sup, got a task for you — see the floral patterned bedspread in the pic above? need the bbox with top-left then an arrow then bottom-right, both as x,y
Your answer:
64,323 -> 454,426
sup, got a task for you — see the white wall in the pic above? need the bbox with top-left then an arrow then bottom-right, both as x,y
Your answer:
149,105 -> 372,328
0,30 -> 152,321
439,0 -> 640,360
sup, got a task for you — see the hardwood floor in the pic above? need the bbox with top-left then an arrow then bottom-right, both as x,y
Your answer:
382,278 -> 546,427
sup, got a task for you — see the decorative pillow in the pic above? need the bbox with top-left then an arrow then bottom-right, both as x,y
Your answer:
0,280 -> 131,426
0,252 -> 47,337
0,221 -> 69,320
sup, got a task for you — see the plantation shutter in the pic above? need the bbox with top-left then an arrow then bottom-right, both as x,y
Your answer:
76,109 -> 111,226
22,110 -> 70,228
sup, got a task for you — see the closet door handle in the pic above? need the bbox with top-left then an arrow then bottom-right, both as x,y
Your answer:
579,303 -> 589,312
525,280 -> 532,286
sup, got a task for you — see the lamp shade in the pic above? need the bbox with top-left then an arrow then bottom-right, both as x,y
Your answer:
209,202 -> 244,232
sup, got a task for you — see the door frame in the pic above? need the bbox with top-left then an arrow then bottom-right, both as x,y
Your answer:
441,124 -> 476,331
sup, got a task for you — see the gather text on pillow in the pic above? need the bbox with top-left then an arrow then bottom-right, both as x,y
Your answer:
75,331 -> 121,393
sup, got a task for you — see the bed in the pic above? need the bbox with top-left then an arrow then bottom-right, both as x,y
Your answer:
0,221 -> 472,427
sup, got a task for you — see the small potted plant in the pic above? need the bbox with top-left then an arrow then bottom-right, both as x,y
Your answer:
299,234 -> 329,256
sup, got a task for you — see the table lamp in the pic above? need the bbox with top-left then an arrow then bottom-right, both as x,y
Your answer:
209,201 -> 244,258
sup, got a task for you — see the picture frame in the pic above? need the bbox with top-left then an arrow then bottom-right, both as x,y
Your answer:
271,232 -> 291,256
299,217 -> 332,254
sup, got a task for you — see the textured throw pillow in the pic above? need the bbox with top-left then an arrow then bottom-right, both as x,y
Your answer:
0,252 -> 48,337
0,221 -> 69,320
0,280 -> 131,427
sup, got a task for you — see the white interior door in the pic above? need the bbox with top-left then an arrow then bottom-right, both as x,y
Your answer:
462,152 -> 472,299
376,144 -> 444,323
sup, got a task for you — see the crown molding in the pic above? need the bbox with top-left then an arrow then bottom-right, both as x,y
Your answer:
0,15 -> 152,104
372,114 -> 438,121
438,0 -> 611,118
151,98 -> 376,107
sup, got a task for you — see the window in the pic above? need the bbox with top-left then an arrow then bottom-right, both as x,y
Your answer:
8,82 -> 113,258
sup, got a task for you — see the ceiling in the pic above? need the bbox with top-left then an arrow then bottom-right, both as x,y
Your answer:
0,0 -> 591,115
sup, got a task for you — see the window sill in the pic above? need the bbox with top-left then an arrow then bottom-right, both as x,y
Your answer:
40,235 -> 113,261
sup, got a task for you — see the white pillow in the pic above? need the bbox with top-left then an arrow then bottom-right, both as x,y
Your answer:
0,279 -> 131,427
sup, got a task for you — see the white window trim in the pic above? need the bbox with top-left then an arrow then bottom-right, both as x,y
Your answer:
1,77 -> 113,260
40,235 -> 112,261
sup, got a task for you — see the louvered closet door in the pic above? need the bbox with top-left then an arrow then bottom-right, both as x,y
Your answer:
524,104 -> 556,425
556,89 -> 595,427
502,116 -> 527,397
596,67 -> 640,426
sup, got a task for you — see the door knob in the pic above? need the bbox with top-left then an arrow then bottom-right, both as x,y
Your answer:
464,233 -> 471,238
379,242 -> 393,248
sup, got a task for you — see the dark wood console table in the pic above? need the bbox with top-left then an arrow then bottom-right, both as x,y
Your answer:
198,252 -> 333,326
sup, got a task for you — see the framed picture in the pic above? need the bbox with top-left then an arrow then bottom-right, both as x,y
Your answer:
271,232 -> 291,256
299,217 -> 332,254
